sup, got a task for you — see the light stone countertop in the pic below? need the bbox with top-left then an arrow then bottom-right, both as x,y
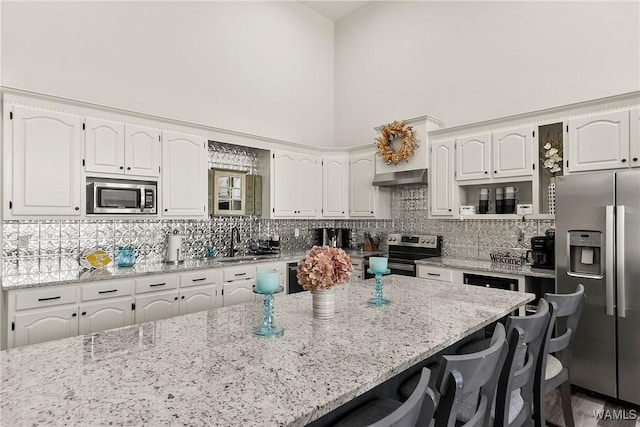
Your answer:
0,276 -> 533,427
415,257 -> 556,279
1,249 -> 386,291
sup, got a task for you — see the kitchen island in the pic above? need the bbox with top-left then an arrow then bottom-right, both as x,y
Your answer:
0,276 -> 533,426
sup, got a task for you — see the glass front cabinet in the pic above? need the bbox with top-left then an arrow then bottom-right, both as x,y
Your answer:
210,169 -> 246,216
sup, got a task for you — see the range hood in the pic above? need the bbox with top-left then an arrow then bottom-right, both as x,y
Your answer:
372,169 -> 428,187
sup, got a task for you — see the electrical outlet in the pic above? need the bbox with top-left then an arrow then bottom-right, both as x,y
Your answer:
294,228 -> 300,237
18,235 -> 31,249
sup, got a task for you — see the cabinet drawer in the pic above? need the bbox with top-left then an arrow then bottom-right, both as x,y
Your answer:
81,279 -> 133,301
180,269 -> 223,288
351,258 -> 364,272
135,274 -> 179,294
14,285 -> 77,310
417,265 -> 453,282
223,265 -> 256,282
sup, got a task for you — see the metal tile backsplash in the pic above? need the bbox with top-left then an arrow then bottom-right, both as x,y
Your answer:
1,144 -> 553,273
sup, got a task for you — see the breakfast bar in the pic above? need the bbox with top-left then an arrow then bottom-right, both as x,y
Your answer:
0,276 -> 533,426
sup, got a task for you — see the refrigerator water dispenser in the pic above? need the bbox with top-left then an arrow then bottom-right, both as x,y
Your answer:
568,231 -> 602,277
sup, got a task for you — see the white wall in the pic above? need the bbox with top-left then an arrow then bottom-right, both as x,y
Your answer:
334,1 -> 640,147
1,1 -> 335,147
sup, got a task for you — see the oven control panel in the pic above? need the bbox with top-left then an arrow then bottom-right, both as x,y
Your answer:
387,234 -> 440,248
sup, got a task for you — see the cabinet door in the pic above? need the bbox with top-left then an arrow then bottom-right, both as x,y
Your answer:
78,297 -> 134,335
223,280 -> 256,307
134,290 -> 179,323
8,106 -> 82,216
349,153 -> 376,217
84,118 -> 125,174
322,156 -> 348,217
456,134 -> 491,181
430,140 -> 455,216
272,151 -> 299,217
14,305 -> 79,347
125,125 -> 161,177
492,127 -> 533,178
162,131 -> 206,217
630,108 -> 639,168
179,285 -> 221,315
298,154 -> 321,217
567,111 -> 630,172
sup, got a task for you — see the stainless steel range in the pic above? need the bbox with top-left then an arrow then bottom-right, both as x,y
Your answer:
365,233 -> 442,278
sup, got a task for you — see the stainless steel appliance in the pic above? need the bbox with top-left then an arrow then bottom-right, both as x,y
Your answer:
556,170 -> 639,405
87,178 -> 157,214
530,229 -> 555,270
287,262 -> 305,294
365,233 -> 442,278
315,228 -> 350,248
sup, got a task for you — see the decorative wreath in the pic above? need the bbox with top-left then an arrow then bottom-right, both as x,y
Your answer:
376,121 -> 418,165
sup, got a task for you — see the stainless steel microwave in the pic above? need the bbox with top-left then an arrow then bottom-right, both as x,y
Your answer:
86,179 -> 157,214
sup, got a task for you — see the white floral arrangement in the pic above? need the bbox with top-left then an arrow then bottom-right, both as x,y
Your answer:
542,133 -> 563,176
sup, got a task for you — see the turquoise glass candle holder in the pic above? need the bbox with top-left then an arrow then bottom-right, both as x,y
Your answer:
256,270 -> 280,294
367,266 -> 391,307
253,285 -> 284,338
369,257 -> 388,274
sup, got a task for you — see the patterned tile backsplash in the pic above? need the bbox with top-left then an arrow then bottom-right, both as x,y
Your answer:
1,143 -> 554,274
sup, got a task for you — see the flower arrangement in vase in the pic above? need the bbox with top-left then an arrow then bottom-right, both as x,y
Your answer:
297,246 -> 353,319
541,132 -> 563,214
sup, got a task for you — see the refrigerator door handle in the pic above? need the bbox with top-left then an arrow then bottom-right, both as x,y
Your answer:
616,205 -> 626,318
605,205 -> 615,316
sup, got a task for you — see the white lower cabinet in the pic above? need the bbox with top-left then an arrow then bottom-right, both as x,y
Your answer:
134,290 -> 180,323
13,305 -> 79,348
416,265 -> 454,282
223,279 -> 257,306
179,285 -> 222,314
79,297 -> 135,335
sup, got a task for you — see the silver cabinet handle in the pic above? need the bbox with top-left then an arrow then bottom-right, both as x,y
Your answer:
605,205 -> 615,316
616,205 -> 626,318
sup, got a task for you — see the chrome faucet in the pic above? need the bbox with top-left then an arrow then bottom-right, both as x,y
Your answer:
229,226 -> 241,257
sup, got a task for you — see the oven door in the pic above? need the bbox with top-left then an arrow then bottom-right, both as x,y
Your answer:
364,259 -> 416,279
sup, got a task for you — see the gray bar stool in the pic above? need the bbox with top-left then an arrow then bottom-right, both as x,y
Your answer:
332,367 -> 436,427
433,323 -> 508,427
534,284 -> 585,427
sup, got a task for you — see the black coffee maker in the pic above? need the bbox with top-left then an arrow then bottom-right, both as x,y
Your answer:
530,229 -> 555,270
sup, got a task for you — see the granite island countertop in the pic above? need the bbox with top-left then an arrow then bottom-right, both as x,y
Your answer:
415,257 -> 556,279
1,249 -> 386,290
0,275 -> 533,427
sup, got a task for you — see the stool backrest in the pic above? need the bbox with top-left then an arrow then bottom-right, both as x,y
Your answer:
543,284 -> 585,368
495,299 -> 551,427
370,367 -> 436,427
434,323 -> 508,427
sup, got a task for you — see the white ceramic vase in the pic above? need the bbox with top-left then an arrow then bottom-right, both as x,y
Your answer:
312,288 -> 335,319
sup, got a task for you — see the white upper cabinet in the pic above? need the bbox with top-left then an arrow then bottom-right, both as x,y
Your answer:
124,125 -> 161,177
162,131 -> 207,217
491,126 -> 534,178
430,140 -> 455,216
84,118 -> 125,175
566,111 -> 630,172
455,133 -> 491,181
322,155 -> 349,218
85,120 -> 160,177
271,150 -> 321,218
6,106 -> 83,217
630,108 -> 639,168
349,151 -> 391,219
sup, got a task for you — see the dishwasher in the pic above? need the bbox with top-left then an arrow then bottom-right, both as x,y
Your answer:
463,273 -> 519,336
287,262 -> 305,294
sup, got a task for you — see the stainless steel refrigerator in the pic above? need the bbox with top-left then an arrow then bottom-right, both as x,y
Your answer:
556,170 -> 639,405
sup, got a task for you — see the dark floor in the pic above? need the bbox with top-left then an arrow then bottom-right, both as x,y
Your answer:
545,386 -> 640,427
